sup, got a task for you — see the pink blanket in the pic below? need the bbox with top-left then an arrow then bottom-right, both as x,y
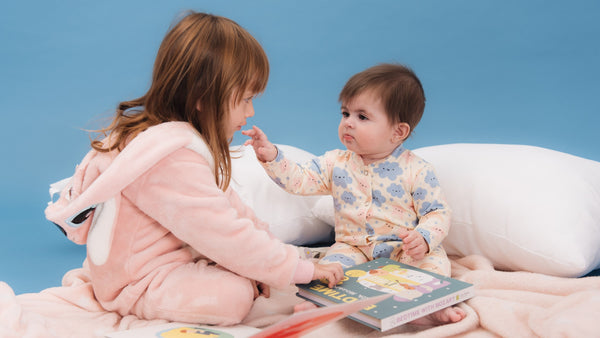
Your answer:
2,255 -> 599,338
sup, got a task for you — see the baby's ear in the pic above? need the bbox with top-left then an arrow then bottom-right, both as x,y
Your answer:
393,122 -> 411,143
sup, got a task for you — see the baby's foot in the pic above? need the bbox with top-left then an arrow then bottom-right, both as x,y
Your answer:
409,306 -> 466,326
293,301 -> 318,313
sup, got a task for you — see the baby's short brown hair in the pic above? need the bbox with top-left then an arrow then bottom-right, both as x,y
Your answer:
339,63 -> 425,137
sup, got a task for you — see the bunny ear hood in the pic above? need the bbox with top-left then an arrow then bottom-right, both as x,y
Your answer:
45,122 -> 214,246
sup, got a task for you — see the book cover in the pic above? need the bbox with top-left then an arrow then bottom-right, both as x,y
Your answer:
104,293 -> 391,338
297,257 -> 475,332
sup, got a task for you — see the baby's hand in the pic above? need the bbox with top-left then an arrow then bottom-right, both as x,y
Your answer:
399,229 -> 429,261
312,262 -> 344,288
242,126 -> 278,162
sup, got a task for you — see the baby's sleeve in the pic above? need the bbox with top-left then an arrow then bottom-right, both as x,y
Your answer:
411,162 -> 452,251
261,147 -> 334,196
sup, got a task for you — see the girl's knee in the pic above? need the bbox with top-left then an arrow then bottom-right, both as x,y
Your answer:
214,276 -> 255,324
137,263 -> 256,325
186,272 -> 255,325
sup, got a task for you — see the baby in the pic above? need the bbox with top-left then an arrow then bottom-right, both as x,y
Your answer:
244,63 -> 465,324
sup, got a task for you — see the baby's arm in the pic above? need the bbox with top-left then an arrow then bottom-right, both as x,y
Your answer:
245,126 -> 333,196
242,125 -> 277,162
407,155 -> 451,254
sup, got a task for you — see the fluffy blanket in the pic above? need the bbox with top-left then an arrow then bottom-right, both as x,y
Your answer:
1,255 -> 599,338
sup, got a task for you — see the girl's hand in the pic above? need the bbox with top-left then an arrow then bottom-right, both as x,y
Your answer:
313,262 -> 344,288
399,229 -> 429,261
242,125 -> 278,162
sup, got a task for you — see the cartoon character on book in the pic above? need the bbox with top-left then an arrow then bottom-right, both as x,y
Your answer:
348,263 -> 450,302
158,326 -> 233,338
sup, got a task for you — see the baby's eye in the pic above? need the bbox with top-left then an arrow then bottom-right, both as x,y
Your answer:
341,111 -> 350,118
359,114 -> 368,121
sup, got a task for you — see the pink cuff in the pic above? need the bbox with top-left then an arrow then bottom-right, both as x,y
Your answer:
292,259 -> 314,284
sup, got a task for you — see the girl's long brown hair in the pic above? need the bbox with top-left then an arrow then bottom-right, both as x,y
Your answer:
91,11 -> 269,190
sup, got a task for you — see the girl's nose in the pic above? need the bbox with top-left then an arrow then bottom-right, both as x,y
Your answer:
246,101 -> 255,117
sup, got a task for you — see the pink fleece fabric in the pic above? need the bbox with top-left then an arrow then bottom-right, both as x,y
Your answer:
44,122 -> 314,325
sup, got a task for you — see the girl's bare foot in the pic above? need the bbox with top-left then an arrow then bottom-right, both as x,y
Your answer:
409,306 -> 466,326
293,301 -> 318,313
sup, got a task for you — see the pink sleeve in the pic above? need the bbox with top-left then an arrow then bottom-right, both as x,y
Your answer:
224,188 -> 270,232
293,259 -> 315,284
123,148 -> 305,289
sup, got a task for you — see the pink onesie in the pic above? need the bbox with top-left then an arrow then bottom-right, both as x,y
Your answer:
45,122 -> 314,325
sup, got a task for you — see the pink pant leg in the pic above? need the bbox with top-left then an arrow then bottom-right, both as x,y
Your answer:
133,260 -> 255,325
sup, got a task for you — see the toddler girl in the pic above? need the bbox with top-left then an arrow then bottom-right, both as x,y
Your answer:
45,11 -> 342,326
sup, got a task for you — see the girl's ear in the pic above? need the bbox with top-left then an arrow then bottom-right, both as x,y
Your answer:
195,99 -> 202,112
393,122 -> 411,143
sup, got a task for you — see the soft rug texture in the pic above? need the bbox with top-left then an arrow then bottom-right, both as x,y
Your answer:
1,255 -> 599,338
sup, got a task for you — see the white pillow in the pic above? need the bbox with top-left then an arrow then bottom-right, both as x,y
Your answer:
230,145 -> 334,245
413,143 -> 600,277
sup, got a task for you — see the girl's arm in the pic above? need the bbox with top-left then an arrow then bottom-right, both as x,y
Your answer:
225,187 -> 270,232
124,147 -> 313,289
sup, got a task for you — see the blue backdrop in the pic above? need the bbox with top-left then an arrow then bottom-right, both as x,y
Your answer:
1,1 -> 598,294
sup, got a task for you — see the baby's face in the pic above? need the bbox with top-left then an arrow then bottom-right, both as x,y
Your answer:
338,90 -> 400,165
